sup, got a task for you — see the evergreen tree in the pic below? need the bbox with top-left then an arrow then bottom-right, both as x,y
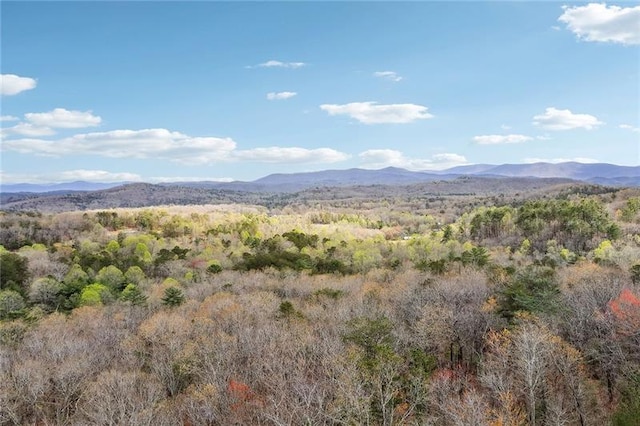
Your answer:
161,287 -> 185,307
120,284 -> 148,306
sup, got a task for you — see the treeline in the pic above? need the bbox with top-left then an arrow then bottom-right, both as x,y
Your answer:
0,190 -> 639,425
469,198 -> 620,251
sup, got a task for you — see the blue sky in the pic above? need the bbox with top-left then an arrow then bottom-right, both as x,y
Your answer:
1,1 -> 638,183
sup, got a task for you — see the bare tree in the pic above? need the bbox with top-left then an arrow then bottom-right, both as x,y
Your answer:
77,370 -> 164,425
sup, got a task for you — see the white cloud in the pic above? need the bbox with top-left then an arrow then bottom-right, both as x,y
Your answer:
58,169 -> 142,182
473,134 -> 533,144
0,169 -> 143,184
0,170 -> 240,184
320,102 -> 433,124
2,128 -> 237,164
248,60 -> 306,69
373,71 -> 402,82
523,157 -> 599,164
266,91 -> 297,100
620,124 -> 640,133
0,74 -> 37,96
1,123 -> 55,137
500,124 -> 512,130
0,115 -> 19,122
233,147 -> 349,163
1,109 -> 102,139
533,107 -> 604,131
559,3 -> 640,45
25,108 -> 102,128
432,153 -> 468,165
1,128 -> 349,165
359,149 -> 468,171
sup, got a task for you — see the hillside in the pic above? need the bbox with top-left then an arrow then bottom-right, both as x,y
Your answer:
2,162 -> 637,195
1,185 -> 639,425
1,176 -> 599,213
0,183 -> 264,212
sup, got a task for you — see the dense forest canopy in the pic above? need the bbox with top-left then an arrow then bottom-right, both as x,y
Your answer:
1,186 -> 639,425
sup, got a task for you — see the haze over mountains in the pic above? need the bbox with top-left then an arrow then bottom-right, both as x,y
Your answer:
2,176 -> 588,213
443,162 -> 640,182
246,162 -> 640,189
2,162 -> 638,194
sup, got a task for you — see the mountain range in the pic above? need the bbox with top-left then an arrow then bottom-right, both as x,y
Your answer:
2,162 -> 638,194
443,162 -> 640,180
1,176 -> 589,213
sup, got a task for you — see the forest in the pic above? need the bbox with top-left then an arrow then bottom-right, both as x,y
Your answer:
0,185 -> 639,425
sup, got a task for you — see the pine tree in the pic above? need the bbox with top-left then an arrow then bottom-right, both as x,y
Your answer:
161,286 -> 185,307
120,284 -> 148,306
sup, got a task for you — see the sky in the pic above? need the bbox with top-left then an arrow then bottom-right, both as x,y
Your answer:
1,1 -> 639,184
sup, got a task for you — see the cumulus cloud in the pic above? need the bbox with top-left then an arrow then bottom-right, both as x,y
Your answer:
320,102 -> 433,124
248,60 -> 306,69
533,107 -> 604,131
0,115 -> 19,122
524,157 -> 599,164
2,129 -> 237,164
359,149 -> 468,171
1,128 -> 350,165
0,170 -> 240,184
1,108 -> 102,138
473,134 -> 533,144
58,169 -> 142,182
431,153 -> 468,165
266,91 -> 297,100
233,147 -> 349,163
0,74 -> 37,96
373,71 -> 402,82
559,3 -> 640,45
25,108 -> 102,128
620,124 -> 640,133
1,123 -> 55,137
0,170 -> 143,184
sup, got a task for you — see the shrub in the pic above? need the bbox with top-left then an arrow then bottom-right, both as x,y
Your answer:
313,287 -> 344,300
277,300 -> 303,319
207,262 -> 223,274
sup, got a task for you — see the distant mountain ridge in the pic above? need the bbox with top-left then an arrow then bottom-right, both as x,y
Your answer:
159,162 -> 638,190
254,167 -> 444,184
1,162 -> 638,194
1,176 -> 584,213
444,162 -> 640,180
0,181 -> 127,193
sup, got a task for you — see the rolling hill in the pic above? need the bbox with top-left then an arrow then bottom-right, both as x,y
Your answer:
2,162 -> 637,195
1,176 -> 599,213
